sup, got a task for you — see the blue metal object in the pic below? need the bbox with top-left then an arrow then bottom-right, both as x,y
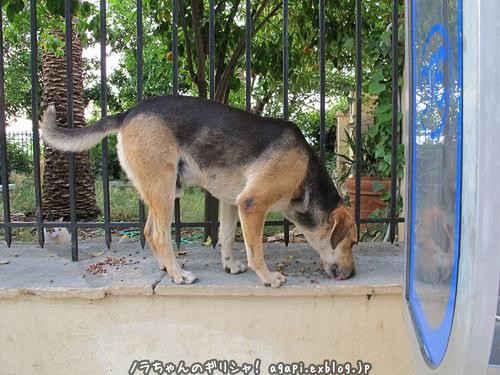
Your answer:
408,0 -> 463,366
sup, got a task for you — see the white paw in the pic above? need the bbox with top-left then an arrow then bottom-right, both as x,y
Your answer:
170,269 -> 198,285
223,259 -> 248,274
264,272 -> 287,288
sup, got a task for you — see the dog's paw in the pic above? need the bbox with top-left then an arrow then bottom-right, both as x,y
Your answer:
170,269 -> 198,285
264,272 -> 287,288
223,259 -> 248,274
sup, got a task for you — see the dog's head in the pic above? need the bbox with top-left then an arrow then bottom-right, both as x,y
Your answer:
303,204 -> 356,280
415,207 -> 454,284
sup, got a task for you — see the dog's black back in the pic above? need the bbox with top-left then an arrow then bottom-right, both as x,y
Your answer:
127,95 -> 342,225
128,95 -> 307,168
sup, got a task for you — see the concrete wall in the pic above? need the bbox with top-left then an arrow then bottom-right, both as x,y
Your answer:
0,293 -> 414,375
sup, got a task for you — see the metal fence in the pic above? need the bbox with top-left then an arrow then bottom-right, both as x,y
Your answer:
0,0 -> 404,260
7,131 -> 34,156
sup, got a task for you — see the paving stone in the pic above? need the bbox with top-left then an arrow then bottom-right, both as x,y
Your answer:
0,237 -> 404,299
0,237 -> 164,299
155,241 -> 404,297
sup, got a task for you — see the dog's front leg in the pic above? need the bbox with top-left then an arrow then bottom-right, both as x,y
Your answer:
237,196 -> 286,288
219,202 -> 247,274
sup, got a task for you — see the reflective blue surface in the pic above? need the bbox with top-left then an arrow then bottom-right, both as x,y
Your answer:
409,0 -> 463,367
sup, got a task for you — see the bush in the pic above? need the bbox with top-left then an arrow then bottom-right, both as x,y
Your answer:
4,142 -> 32,175
294,108 -> 339,155
90,134 -> 124,180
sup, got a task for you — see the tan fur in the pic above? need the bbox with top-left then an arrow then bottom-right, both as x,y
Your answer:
235,147 -> 309,287
219,203 -> 246,274
117,117 -> 356,286
294,204 -> 356,280
328,205 -> 357,278
415,207 -> 454,284
118,116 -> 312,286
118,116 -> 195,284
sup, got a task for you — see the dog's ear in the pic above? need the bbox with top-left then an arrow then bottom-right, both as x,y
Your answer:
329,205 -> 355,249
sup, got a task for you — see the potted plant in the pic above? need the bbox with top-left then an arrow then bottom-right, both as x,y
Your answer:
337,102 -> 404,221
336,17 -> 405,223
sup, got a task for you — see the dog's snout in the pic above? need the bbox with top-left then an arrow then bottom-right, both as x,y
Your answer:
330,263 -> 339,278
328,263 -> 355,280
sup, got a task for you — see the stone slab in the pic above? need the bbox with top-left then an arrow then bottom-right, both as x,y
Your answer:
0,237 -> 164,299
0,237 -> 404,299
155,241 -> 404,296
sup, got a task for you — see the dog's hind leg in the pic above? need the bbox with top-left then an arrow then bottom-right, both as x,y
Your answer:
219,202 -> 247,274
117,117 -> 197,285
236,191 -> 286,288
141,172 -> 197,285
144,211 -> 168,271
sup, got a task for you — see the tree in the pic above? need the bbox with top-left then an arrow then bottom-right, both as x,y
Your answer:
42,27 -> 100,220
2,0 -> 100,220
2,0 -> 403,222
91,0 -> 396,147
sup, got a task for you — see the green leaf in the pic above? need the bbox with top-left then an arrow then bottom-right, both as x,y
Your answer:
367,125 -> 378,138
380,192 -> 391,201
228,75 -> 241,91
343,37 -> 354,50
398,144 -> 405,155
372,181 -> 385,192
374,146 -> 385,159
47,0 -> 65,17
6,0 -> 24,22
372,69 -> 385,83
368,81 -> 386,94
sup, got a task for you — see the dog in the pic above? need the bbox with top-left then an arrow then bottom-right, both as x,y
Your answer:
415,207 -> 455,284
41,95 -> 357,287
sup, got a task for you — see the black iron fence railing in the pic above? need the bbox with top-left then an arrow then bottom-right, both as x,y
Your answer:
6,132 -> 33,155
0,0 -> 404,260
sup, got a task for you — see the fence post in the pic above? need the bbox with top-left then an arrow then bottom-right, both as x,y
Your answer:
0,4 -> 12,247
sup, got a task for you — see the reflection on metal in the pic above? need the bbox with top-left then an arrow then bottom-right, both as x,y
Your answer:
418,24 -> 452,140
408,0 -> 463,367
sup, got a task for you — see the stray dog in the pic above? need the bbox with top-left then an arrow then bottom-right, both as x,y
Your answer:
415,207 -> 454,284
42,95 -> 357,287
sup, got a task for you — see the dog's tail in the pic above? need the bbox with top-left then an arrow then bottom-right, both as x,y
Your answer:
41,105 -> 127,152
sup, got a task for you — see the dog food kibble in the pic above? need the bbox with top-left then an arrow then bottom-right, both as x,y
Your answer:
85,256 -> 135,275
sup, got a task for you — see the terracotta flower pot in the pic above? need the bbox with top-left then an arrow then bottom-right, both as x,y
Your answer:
346,176 -> 391,220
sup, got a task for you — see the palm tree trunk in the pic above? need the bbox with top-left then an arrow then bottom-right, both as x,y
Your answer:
41,29 -> 100,221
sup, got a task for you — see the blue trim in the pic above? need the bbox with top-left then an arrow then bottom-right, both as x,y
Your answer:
408,0 -> 463,366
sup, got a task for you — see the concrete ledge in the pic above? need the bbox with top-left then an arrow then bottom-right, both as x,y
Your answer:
0,238 -> 164,300
154,242 -> 403,297
0,239 -> 414,375
0,238 -> 403,299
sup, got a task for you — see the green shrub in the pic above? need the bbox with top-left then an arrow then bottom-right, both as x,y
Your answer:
4,141 -> 32,175
293,101 -> 348,156
90,134 -> 124,180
